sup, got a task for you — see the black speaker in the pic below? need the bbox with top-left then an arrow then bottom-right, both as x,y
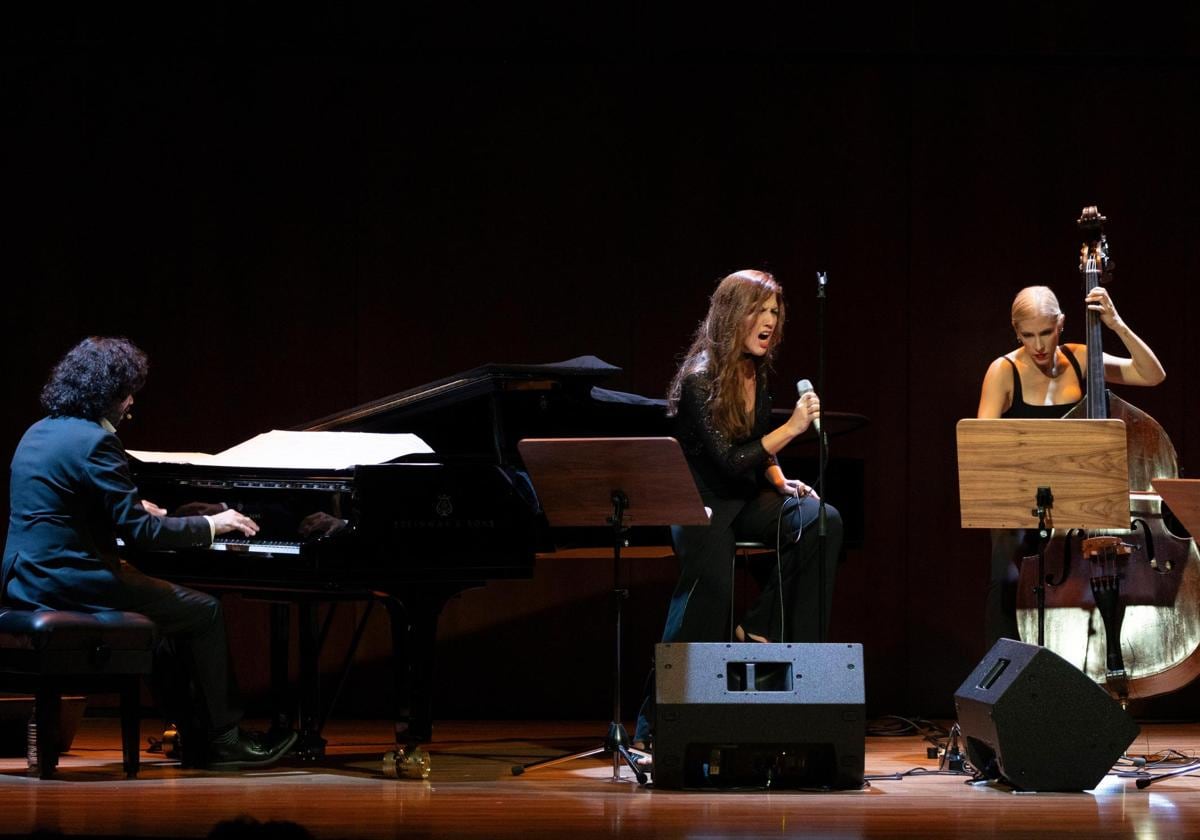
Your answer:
652,642 -> 865,790
954,638 -> 1140,791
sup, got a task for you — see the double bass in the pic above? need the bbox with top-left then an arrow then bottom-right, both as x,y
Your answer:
1015,206 -> 1200,703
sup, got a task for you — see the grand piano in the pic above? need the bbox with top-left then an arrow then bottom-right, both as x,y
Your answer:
127,356 -> 669,754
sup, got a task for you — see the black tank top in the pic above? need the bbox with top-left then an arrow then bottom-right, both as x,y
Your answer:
1000,346 -> 1085,419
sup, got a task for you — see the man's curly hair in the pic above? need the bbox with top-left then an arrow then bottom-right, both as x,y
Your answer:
40,336 -> 148,420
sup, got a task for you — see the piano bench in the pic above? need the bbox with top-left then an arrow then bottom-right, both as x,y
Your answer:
0,609 -> 156,779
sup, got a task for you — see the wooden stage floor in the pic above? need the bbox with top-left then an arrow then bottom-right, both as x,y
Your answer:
2,718 -> 1200,839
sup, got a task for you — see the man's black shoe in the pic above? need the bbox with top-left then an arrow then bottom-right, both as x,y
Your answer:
206,728 -> 299,770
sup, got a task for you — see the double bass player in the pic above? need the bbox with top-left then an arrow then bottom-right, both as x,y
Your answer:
976,283 -> 1165,647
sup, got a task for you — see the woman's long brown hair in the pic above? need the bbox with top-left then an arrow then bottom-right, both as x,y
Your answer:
667,270 -> 785,439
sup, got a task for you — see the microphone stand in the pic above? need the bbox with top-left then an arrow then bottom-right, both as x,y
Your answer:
815,271 -> 829,643
1032,486 -> 1054,647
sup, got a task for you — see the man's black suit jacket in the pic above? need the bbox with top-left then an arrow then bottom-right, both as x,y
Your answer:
3,415 -> 211,611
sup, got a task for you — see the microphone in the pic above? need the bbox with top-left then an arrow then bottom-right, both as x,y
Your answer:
796,378 -> 819,434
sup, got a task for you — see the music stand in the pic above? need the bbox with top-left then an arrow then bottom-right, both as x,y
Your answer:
1153,479 -> 1200,539
511,437 -> 708,782
955,419 -> 1129,645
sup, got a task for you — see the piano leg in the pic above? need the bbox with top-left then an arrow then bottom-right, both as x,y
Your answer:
264,589 -> 455,752
295,602 -> 328,758
269,603 -> 291,733
383,594 -> 447,744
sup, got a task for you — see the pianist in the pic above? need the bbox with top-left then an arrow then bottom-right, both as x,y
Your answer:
2,336 -> 297,769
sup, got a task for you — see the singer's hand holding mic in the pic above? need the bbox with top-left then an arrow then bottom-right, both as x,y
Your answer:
790,378 -> 821,436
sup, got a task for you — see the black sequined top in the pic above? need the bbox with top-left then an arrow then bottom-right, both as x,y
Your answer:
674,370 -> 777,500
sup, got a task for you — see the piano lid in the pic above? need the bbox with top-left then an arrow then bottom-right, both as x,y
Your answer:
294,357 -> 637,465
298,355 -> 622,433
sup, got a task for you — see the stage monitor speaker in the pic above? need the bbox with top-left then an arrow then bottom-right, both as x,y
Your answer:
652,642 -> 865,790
954,638 -> 1140,791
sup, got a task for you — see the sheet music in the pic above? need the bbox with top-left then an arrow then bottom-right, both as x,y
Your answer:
128,430 -> 432,470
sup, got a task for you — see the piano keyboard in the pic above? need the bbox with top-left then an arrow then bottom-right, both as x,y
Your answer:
211,538 -> 302,556
117,537 -> 302,556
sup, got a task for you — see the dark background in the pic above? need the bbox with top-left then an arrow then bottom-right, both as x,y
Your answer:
4,6 -> 1199,722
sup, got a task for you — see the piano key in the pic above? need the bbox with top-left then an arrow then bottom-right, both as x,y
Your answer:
211,538 -> 302,556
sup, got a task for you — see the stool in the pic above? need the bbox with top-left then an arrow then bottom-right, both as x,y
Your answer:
730,541 -> 775,641
0,609 -> 156,779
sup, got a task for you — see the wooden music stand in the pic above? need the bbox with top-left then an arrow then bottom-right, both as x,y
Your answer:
1152,479 -> 1200,539
511,437 -> 708,783
956,419 -> 1130,644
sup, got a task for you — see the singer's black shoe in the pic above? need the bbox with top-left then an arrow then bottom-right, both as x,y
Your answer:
205,728 -> 298,770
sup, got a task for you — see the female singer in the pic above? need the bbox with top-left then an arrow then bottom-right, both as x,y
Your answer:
633,268 -> 849,748
976,285 -> 1165,644
660,269 -> 844,646
633,270 -> 843,750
